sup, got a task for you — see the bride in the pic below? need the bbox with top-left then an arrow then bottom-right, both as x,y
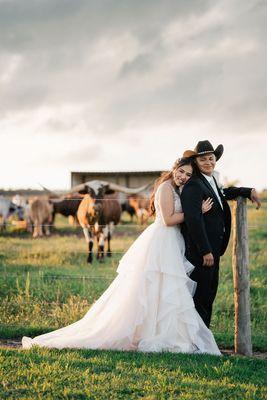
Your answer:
22,152 -> 220,355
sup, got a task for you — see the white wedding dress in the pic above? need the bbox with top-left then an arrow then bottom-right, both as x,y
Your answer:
22,182 -> 220,355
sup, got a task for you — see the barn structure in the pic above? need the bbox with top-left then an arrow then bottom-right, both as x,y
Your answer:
70,170 -> 165,190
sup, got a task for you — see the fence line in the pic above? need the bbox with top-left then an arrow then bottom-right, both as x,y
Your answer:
2,222 -> 149,228
2,222 -> 267,229
5,198 -> 153,201
1,274 -> 114,280
0,251 -> 132,255
4,197 -> 267,201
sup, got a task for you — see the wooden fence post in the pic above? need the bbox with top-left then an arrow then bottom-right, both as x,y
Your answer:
232,197 -> 252,356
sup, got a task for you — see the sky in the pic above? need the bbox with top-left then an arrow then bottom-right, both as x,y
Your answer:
1,0 -> 267,191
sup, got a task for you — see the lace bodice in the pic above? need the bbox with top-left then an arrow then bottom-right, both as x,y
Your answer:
154,181 -> 182,225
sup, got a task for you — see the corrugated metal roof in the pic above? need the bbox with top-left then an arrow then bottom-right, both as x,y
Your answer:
71,170 -> 165,175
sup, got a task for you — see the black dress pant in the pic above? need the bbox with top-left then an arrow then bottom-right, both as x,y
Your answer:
189,257 -> 220,328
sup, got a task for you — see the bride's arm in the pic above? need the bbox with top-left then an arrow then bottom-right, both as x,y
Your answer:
158,185 -> 184,226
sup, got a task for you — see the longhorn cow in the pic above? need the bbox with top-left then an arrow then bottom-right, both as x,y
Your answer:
28,197 -> 53,238
51,195 -> 83,227
38,185 -> 83,227
0,196 -> 23,231
68,180 -> 151,263
128,195 -> 151,225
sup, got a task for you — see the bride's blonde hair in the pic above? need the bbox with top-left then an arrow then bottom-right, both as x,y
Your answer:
149,157 -> 196,215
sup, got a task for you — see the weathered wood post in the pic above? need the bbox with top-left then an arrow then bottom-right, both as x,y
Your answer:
232,197 -> 252,356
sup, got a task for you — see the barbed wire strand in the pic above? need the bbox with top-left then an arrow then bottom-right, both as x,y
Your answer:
4,198 -> 267,203
1,274 -> 115,280
2,222 -> 267,228
1,223 -> 150,228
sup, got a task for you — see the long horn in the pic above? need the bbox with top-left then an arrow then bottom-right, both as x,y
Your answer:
39,183 -> 61,198
107,181 -> 153,194
67,180 -> 154,195
67,183 -> 94,194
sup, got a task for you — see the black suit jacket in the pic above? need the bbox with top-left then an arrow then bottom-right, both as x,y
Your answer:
180,173 -> 252,265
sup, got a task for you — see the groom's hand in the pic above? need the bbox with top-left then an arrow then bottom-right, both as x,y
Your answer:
250,189 -> 261,210
203,253 -> 214,267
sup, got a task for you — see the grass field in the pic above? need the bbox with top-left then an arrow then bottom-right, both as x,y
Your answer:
1,347 -> 266,399
0,202 -> 266,399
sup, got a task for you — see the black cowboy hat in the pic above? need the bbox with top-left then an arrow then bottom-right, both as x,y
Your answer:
194,140 -> 224,161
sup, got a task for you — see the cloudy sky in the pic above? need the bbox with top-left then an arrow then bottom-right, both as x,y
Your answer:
1,0 -> 266,190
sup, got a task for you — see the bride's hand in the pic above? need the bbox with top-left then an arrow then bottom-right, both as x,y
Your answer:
202,198 -> 213,214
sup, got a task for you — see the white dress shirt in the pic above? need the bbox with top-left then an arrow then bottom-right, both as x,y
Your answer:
201,173 -> 223,209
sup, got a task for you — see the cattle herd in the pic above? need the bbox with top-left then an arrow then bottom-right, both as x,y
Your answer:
0,180 -> 152,263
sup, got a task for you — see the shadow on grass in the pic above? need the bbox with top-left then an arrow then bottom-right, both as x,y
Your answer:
3,345 -> 267,378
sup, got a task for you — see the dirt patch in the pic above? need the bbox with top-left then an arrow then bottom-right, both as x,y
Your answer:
221,348 -> 267,359
0,339 -> 21,348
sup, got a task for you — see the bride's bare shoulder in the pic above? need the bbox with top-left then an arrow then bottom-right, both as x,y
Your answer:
157,181 -> 174,197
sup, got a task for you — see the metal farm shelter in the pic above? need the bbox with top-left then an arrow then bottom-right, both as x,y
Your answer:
70,171 -> 164,189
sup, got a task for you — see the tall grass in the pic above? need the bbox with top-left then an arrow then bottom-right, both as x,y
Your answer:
0,207 -> 266,350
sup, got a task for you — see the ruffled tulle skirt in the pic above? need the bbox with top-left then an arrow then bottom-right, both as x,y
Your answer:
22,222 -> 221,355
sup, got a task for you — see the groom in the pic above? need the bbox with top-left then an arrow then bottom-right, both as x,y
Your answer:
180,140 -> 261,327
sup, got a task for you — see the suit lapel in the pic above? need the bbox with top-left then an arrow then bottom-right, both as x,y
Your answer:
213,177 -> 227,207
198,174 -> 224,212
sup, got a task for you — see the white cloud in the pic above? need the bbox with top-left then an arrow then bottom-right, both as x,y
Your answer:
0,0 -> 266,190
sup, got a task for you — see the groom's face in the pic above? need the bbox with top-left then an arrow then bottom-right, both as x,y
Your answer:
196,153 -> 216,176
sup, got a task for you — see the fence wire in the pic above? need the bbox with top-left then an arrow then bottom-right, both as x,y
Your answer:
2,222 -> 149,228
1,273 -> 114,280
2,222 -> 267,228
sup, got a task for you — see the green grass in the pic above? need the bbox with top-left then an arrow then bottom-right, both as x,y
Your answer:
0,348 -> 266,399
0,208 -> 266,350
0,208 -> 266,398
